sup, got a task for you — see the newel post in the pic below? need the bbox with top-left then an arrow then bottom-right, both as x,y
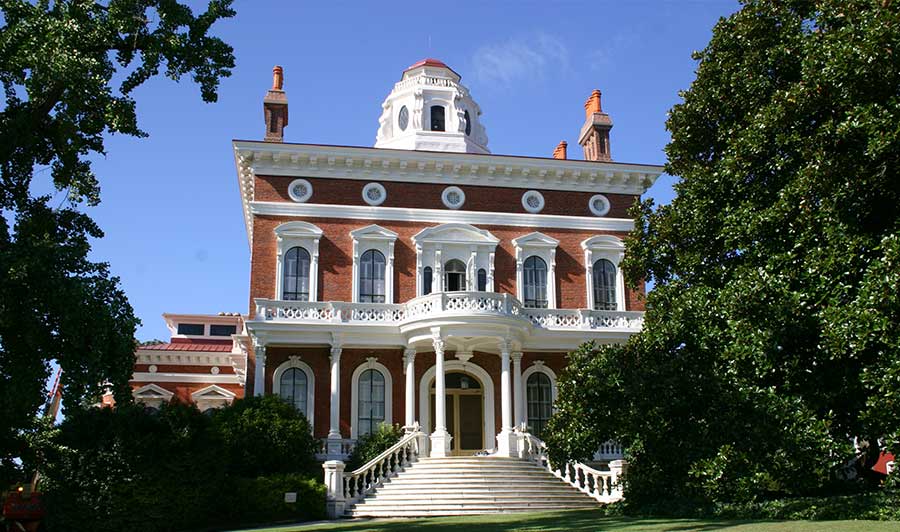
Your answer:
608,459 -> 628,498
323,460 -> 346,519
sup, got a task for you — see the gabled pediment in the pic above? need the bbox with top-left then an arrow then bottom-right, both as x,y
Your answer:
512,232 -> 559,249
350,224 -> 398,241
274,221 -> 323,238
412,223 -> 499,246
133,383 -> 174,400
581,235 -> 625,251
191,385 -> 237,401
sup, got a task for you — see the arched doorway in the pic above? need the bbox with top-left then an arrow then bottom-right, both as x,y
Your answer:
429,371 -> 484,455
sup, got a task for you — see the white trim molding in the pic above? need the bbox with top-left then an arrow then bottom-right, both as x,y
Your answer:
191,384 -> 237,412
362,182 -> 387,206
521,190 -> 545,214
349,357 -> 394,439
521,361 -> 558,430
419,358 -> 496,452
272,356 -> 316,427
411,223 -> 499,295
288,178 -> 313,203
350,224 -> 399,303
512,232 -> 560,309
133,383 -> 174,409
274,221 -> 323,302
581,235 -> 626,311
441,186 -> 466,209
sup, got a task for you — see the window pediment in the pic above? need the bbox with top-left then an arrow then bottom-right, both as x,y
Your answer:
512,231 -> 559,249
412,223 -> 499,246
274,221 -> 323,239
134,383 -> 174,400
581,235 -> 624,252
191,384 -> 237,401
350,224 -> 398,242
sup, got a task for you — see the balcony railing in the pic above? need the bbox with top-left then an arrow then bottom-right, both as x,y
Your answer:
254,292 -> 643,332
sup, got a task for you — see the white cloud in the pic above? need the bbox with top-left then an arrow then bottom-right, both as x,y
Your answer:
471,32 -> 570,86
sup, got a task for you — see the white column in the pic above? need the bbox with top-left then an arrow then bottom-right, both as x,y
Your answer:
512,352 -> 524,429
253,341 -> 266,397
430,330 -> 451,457
496,340 -> 517,457
548,248 -> 558,309
310,237 -> 320,302
387,241 -> 395,304
403,348 -> 416,430
327,345 -> 343,456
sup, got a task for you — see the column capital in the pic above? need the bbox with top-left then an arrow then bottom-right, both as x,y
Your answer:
511,351 -> 524,363
252,336 -> 266,351
498,338 -> 512,356
330,345 -> 342,362
403,348 -> 417,364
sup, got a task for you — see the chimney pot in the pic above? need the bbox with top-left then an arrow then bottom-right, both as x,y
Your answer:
272,65 -> 284,91
264,65 -> 288,142
584,89 -> 602,118
552,140 -> 568,160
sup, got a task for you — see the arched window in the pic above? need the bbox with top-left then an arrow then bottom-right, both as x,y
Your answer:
593,259 -> 617,310
526,372 -> 552,438
279,368 -> 308,418
477,268 -> 487,291
423,266 -> 433,295
359,249 -> 386,303
430,105 -> 445,131
444,259 -> 466,292
464,110 -> 471,136
357,369 -> 385,436
523,256 -> 548,308
283,246 -> 311,301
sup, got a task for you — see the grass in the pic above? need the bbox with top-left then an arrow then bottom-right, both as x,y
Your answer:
229,509 -> 900,532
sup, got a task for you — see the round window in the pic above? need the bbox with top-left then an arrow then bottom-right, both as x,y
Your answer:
521,190 -> 545,213
398,106 -> 409,131
288,179 -> 313,203
589,194 -> 611,216
441,186 -> 466,210
362,182 -> 387,206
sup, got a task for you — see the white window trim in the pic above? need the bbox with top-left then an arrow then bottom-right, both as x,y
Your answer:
275,221 -> 322,302
588,194 -> 611,217
351,224 -> 399,303
288,178 -> 313,203
272,356 -> 316,427
512,232 -> 560,309
191,384 -> 237,412
521,361 -> 558,430
133,383 -> 174,409
411,223 -> 499,296
581,235 -> 626,311
362,182 -> 387,206
441,186 -> 466,209
350,357 -> 394,439
521,190 -> 545,213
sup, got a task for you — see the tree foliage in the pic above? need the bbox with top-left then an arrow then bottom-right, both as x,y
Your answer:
547,0 -> 900,507
0,0 -> 235,485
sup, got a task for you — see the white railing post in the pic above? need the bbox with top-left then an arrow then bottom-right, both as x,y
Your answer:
323,460 -> 346,519
608,459 -> 628,499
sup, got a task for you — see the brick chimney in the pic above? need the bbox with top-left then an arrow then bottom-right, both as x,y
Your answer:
578,89 -> 612,161
552,140 -> 567,160
264,65 -> 288,142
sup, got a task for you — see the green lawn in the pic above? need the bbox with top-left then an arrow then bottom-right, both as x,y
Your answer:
230,509 -> 900,532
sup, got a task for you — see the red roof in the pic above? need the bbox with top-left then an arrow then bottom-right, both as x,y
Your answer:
405,58 -> 450,71
139,342 -> 232,353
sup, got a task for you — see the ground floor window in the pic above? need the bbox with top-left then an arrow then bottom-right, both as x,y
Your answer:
279,367 -> 308,416
357,369 -> 386,436
526,372 -> 552,438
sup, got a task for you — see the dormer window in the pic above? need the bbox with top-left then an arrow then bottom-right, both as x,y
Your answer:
209,324 -> 237,337
177,323 -> 205,336
430,106 -> 445,132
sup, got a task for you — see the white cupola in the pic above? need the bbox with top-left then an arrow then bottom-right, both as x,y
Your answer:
375,59 -> 489,154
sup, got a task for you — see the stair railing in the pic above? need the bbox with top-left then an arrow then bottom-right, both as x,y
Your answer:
519,431 -> 626,503
344,426 -> 427,506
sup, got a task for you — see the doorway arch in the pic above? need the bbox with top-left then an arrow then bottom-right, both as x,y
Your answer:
419,359 -> 496,452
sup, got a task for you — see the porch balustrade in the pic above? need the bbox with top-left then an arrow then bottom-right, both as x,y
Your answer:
254,292 -> 643,331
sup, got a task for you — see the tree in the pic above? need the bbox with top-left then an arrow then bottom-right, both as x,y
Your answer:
547,0 -> 900,507
0,0 -> 235,485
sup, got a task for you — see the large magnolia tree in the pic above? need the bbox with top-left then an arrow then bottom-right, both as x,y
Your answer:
0,0 -> 235,485
547,0 -> 900,505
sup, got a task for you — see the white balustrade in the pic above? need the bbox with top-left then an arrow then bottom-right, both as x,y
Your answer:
253,294 -> 642,332
519,432 -> 626,504
316,438 -> 356,461
341,428 -> 426,506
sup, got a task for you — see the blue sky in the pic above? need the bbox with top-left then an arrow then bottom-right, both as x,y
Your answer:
52,1 -> 740,341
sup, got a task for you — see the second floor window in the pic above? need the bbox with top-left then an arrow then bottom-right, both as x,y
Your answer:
283,246 -> 311,301
359,249 -> 386,303
593,258 -> 617,310
423,266 -> 433,295
444,259 -> 466,291
523,256 -> 548,308
477,268 -> 487,291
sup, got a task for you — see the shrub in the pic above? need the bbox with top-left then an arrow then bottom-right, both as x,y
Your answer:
346,423 -> 404,471
218,474 -> 326,525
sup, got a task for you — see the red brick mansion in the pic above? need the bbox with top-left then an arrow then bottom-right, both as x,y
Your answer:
131,59 -> 663,516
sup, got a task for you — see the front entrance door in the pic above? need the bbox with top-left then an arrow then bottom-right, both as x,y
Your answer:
430,371 -> 484,455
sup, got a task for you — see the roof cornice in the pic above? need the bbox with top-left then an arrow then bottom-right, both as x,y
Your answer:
234,141 -> 663,247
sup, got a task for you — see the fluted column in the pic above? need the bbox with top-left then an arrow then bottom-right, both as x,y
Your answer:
496,339 -> 517,457
430,330 -> 451,457
326,345 -> 343,457
403,348 -> 416,430
512,352 -> 524,429
253,340 -> 266,397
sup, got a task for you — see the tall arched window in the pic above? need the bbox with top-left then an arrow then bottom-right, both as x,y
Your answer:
283,246 -> 311,301
523,256 -> 548,308
357,369 -> 385,436
593,259 -> 617,310
430,105 -> 445,131
359,249 -> 386,303
444,259 -> 466,292
423,266 -> 433,295
526,372 -> 552,438
477,268 -> 487,291
279,368 -> 308,418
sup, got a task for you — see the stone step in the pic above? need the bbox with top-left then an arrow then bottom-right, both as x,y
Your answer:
373,485 -> 582,495
371,476 -> 568,486
349,505 -> 597,517
364,495 -> 594,504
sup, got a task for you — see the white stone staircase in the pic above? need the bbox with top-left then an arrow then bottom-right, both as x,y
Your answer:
346,456 -> 598,517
